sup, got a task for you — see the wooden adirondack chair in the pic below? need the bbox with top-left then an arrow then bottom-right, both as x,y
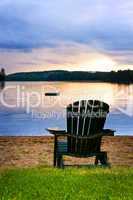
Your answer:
47,100 -> 115,168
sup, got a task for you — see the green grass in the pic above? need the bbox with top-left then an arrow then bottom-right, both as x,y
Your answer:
0,167 -> 133,200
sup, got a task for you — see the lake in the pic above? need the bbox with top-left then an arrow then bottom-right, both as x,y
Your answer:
0,82 -> 133,136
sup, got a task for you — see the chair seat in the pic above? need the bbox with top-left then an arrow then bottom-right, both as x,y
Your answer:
57,140 -> 105,158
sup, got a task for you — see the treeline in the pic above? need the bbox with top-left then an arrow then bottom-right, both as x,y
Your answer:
6,69 -> 133,83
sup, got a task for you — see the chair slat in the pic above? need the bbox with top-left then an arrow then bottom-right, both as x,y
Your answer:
67,100 -> 109,154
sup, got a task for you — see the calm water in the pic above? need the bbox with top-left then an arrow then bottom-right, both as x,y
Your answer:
0,82 -> 133,136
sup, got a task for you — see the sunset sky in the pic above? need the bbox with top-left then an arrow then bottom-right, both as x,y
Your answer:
0,0 -> 133,74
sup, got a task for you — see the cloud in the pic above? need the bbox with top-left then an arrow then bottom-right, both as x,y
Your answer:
0,42 -> 118,73
0,0 -> 133,72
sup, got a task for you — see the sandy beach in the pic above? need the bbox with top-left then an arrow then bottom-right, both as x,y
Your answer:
0,136 -> 132,168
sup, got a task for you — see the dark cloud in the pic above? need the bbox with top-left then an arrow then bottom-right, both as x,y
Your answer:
0,0 -> 133,72
0,0 -> 132,52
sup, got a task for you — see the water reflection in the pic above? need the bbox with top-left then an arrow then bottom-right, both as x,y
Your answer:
0,82 -> 133,136
0,81 -> 5,91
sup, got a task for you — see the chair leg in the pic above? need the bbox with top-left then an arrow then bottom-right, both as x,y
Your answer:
57,155 -> 64,168
99,152 -> 108,165
53,153 -> 57,167
53,135 -> 57,167
95,156 -> 99,165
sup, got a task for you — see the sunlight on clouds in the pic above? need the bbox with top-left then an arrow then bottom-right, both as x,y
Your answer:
78,54 -> 117,72
0,44 -> 116,73
0,42 -> 131,74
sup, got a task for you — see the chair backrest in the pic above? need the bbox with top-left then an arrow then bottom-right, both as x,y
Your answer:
67,100 -> 109,154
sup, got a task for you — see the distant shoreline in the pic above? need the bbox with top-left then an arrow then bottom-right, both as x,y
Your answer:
6,70 -> 133,84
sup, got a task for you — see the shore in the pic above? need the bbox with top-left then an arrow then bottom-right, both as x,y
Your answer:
0,136 -> 133,168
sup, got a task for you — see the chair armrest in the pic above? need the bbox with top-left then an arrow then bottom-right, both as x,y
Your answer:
102,129 -> 115,135
46,128 -> 115,138
68,129 -> 115,139
86,129 -> 115,139
46,128 -> 68,136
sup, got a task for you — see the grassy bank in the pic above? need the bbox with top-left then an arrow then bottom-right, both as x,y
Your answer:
0,167 -> 133,200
